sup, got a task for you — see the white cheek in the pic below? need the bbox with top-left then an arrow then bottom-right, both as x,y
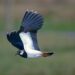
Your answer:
20,50 -> 24,55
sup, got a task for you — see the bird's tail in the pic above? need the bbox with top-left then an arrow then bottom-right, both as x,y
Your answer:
21,10 -> 43,32
42,52 -> 54,57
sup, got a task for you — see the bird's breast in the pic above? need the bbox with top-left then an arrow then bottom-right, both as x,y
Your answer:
19,32 -> 42,58
19,32 -> 35,50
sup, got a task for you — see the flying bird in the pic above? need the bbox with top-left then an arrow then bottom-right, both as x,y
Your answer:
7,10 -> 54,58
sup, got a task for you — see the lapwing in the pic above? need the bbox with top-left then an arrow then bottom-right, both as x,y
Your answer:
7,10 -> 54,58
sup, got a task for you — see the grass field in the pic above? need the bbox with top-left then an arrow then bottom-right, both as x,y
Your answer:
0,17 -> 75,75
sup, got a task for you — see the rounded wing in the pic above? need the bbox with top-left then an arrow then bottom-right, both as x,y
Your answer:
7,31 -> 24,50
19,10 -> 44,32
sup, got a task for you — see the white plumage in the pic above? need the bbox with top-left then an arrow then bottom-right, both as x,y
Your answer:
19,32 -> 42,58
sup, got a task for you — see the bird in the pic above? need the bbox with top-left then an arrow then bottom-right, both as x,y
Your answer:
6,10 -> 54,58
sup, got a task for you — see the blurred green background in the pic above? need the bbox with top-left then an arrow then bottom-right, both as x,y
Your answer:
0,0 -> 75,75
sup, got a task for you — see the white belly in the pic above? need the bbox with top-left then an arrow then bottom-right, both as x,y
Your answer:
19,32 -> 42,58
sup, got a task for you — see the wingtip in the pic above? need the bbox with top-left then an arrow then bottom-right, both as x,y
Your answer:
26,9 -> 29,11
26,9 -> 38,14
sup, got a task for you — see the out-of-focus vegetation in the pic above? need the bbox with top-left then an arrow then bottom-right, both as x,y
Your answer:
0,0 -> 75,75
0,31 -> 75,75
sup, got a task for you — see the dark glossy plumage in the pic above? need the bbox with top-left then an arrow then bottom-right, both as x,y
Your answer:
21,10 -> 43,32
6,10 -> 43,58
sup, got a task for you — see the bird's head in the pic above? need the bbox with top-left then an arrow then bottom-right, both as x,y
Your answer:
16,50 -> 27,58
16,50 -> 24,56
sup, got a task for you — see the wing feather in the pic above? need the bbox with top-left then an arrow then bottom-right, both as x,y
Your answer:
20,10 -> 43,32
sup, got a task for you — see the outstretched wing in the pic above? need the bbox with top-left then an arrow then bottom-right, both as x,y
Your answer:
7,31 -> 24,50
29,31 -> 40,50
7,10 -> 43,51
19,10 -> 43,32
